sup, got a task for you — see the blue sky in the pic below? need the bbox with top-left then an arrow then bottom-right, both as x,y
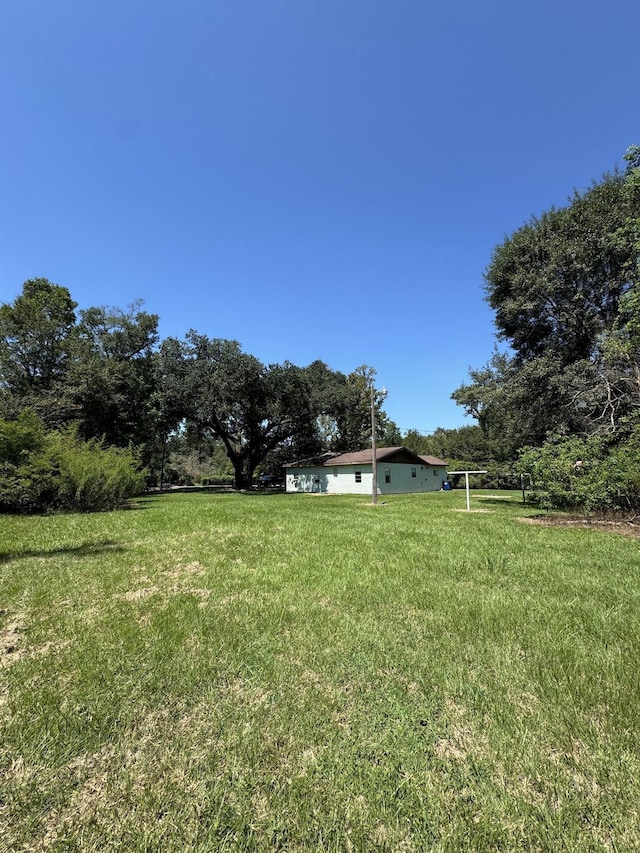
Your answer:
1,1 -> 638,433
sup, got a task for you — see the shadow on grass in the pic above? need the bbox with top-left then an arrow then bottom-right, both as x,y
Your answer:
0,540 -> 125,564
143,486 -> 286,499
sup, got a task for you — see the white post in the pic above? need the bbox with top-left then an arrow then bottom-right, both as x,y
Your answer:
447,471 -> 488,512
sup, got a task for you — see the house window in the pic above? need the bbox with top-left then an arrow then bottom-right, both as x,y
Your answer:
434,470 -> 438,476
333,467 -> 338,477
355,470 -> 362,483
385,467 -> 391,484
411,467 -> 417,478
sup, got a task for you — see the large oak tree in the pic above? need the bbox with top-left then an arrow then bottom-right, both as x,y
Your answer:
158,332 -> 319,489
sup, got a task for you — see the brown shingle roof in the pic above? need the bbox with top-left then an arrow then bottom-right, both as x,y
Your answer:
283,452 -> 335,468
419,454 -> 447,466
325,447 -> 405,466
284,446 -> 444,468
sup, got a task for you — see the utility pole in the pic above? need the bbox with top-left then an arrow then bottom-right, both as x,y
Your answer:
370,383 -> 387,505
371,383 -> 378,505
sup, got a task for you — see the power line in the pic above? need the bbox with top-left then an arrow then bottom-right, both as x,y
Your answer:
396,424 -> 479,436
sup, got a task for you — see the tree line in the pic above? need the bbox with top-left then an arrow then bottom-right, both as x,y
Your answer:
0,279 -> 407,508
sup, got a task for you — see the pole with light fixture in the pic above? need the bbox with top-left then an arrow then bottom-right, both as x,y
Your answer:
371,383 -> 387,505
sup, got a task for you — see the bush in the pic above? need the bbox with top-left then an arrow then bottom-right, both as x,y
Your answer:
52,430 -> 146,511
198,475 -> 235,487
0,410 -> 46,464
0,414 -> 145,513
0,457 -> 60,514
0,412 -> 57,512
517,430 -> 640,512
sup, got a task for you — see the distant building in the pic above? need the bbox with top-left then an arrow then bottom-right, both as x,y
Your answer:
284,446 -> 447,495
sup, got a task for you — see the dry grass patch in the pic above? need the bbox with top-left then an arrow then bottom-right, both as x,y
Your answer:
116,560 -> 212,607
1,616 -> 24,667
432,697 -> 490,763
1,614 -> 71,677
119,585 -> 160,602
162,560 -> 205,579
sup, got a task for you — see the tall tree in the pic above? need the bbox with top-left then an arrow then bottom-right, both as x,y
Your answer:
159,333 -> 318,489
274,359 -> 400,455
403,424 -> 493,463
72,302 -> 160,452
453,152 -> 640,455
487,175 -> 632,364
591,146 -> 640,424
0,278 -> 78,425
0,281 -> 162,456
307,363 -> 399,452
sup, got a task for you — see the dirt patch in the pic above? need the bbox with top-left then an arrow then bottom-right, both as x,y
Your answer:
1,618 -> 24,667
519,515 -> 640,539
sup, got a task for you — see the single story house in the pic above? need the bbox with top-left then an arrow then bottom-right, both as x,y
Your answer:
284,446 -> 448,495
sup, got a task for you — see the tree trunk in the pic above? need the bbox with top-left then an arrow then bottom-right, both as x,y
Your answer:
232,459 -> 245,490
232,458 -> 253,490
159,434 -> 167,491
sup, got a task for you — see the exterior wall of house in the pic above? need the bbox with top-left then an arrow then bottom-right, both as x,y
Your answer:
327,465 -> 373,495
374,462 -> 446,494
421,465 -> 448,491
285,467 -> 330,493
286,463 -> 448,494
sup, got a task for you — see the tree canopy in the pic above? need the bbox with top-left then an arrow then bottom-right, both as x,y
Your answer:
0,278 -> 78,426
158,333 -> 319,489
453,150 -> 640,460
156,335 -> 399,489
72,302 -> 160,450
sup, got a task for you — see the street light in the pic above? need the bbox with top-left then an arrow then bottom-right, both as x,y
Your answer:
371,384 -> 387,505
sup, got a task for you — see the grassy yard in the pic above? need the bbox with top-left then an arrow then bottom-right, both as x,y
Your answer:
1,490 -> 640,851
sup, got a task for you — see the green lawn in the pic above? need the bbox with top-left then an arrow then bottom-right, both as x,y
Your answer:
2,490 -> 640,851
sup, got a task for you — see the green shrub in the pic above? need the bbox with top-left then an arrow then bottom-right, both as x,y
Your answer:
0,414 -> 145,513
0,410 -> 46,464
0,457 -> 60,513
52,430 -> 146,511
0,412 -> 57,512
198,474 -> 235,486
517,429 -> 640,512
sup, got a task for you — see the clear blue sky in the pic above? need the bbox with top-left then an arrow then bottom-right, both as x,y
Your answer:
1,1 -> 638,433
